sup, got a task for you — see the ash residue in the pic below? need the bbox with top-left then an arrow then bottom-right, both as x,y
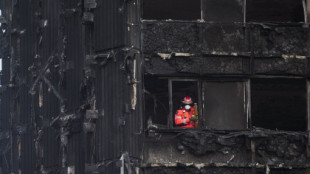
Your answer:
255,134 -> 307,165
177,131 -> 245,156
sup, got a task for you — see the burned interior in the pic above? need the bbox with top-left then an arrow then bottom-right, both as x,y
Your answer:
1,0 -> 310,174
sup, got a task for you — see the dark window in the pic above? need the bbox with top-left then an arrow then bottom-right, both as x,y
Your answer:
246,0 -> 304,23
144,76 -> 249,130
142,0 -> 201,20
251,78 -> 307,131
202,0 -> 244,22
144,76 -> 169,126
203,81 -> 248,130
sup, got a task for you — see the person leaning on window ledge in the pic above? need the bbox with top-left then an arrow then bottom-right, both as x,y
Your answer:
174,96 -> 197,128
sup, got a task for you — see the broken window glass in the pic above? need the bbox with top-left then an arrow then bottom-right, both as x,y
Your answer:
142,0 -> 201,20
246,0 -> 305,23
251,78 -> 307,131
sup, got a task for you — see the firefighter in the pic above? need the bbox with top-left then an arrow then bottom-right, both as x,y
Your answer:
174,96 -> 197,128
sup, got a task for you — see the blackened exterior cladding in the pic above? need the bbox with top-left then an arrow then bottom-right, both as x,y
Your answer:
94,2 -> 143,172
142,22 -> 309,57
144,56 -> 250,75
142,22 -> 309,76
0,1 -> 13,173
94,0 -> 125,51
0,0 -> 87,173
40,0 -> 62,171
64,0 -> 85,173
141,2 -> 310,172
17,0 -> 38,173
2,0 -> 310,173
95,55 -> 143,173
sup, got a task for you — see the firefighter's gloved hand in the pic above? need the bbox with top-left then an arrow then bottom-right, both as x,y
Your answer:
189,117 -> 196,122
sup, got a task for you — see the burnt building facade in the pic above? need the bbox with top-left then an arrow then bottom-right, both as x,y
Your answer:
0,0 -> 310,174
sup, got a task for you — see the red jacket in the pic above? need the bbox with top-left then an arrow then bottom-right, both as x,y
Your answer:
174,108 -> 195,128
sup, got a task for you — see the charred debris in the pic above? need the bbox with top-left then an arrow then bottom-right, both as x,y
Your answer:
1,0 -> 310,174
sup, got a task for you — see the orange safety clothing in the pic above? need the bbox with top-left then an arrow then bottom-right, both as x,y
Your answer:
174,107 -> 195,128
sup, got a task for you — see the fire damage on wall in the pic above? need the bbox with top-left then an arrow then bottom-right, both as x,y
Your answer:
0,0 -> 310,174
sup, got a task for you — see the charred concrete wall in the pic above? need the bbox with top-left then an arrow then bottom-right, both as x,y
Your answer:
142,22 -> 309,76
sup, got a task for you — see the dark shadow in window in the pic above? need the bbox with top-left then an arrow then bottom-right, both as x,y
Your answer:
203,0 -> 244,22
251,78 -> 307,131
144,75 -> 169,126
246,0 -> 304,23
142,0 -> 201,20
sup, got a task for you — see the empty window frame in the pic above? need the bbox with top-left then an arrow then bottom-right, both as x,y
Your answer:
144,75 -> 169,126
202,0 -> 244,22
246,0 -> 305,23
142,0 -> 201,20
251,78 -> 307,131
144,76 -> 250,130
203,80 -> 249,130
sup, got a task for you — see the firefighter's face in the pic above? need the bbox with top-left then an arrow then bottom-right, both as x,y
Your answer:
184,104 -> 191,110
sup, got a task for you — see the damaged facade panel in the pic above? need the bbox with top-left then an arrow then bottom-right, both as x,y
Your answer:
202,24 -> 248,55
144,130 -> 307,166
142,22 -> 201,54
94,53 -> 143,174
142,22 -> 309,58
144,56 -> 250,75
251,25 -> 308,57
0,1 -> 13,174
254,57 -> 307,75
143,22 -> 248,55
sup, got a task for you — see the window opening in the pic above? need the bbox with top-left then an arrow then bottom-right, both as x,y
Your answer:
203,81 -> 248,130
251,78 -> 307,131
142,0 -> 201,20
202,0 -> 244,22
144,76 -> 249,130
246,0 -> 305,23
171,80 -> 199,128
144,75 -> 169,127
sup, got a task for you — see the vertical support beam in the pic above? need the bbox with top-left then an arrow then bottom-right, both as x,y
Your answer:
308,0 -> 310,23
307,80 -> 310,130
246,79 -> 251,129
307,80 -> 310,157
197,80 -> 202,128
168,79 -> 173,128
200,0 -> 203,21
251,140 -> 256,174
303,0 -> 308,24
305,0 -> 310,24
243,0 -> 247,25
